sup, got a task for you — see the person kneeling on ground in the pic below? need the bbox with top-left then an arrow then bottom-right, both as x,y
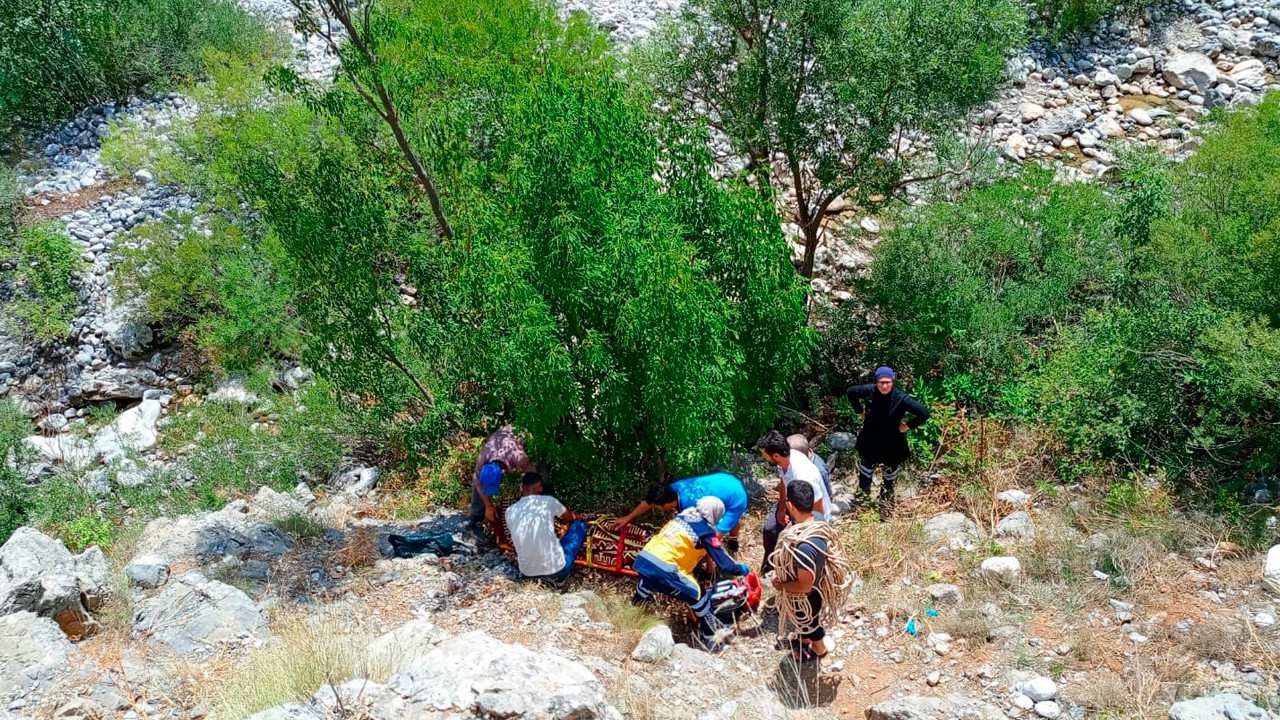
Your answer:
608,471 -> 749,551
768,481 -> 852,664
632,497 -> 750,651
504,472 -> 586,587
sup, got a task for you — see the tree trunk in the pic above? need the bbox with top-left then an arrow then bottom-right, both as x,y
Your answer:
799,219 -> 820,278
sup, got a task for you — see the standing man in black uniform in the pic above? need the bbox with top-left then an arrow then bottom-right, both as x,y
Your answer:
846,366 -> 930,515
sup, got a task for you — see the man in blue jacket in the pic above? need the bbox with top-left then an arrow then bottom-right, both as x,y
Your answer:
846,366 -> 930,515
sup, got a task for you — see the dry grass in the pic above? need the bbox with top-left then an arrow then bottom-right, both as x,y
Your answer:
96,522 -> 148,636
336,526 -> 379,571
839,512 -> 933,581
1061,652 -> 1196,720
939,602 -> 995,644
210,613 -> 389,720
612,676 -> 659,720
587,589 -> 660,654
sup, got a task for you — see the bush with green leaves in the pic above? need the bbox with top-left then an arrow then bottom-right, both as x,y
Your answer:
0,399 -> 33,544
837,97 -> 1280,485
191,0 -> 811,504
114,211 -> 301,374
2,222 -> 80,341
0,0 -> 276,134
1030,0 -> 1157,39
850,167 -> 1129,400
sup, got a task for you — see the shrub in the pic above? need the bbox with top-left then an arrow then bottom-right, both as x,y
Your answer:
854,167 -> 1128,397
212,614 -> 391,720
0,164 -> 20,238
2,223 -> 80,341
113,212 -> 301,372
205,0 -> 812,505
1030,0 -> 1157,39
0,0 -> 276,133
0,399 -> 33,544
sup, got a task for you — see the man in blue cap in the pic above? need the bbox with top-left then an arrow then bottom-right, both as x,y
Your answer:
846,367 -> 930,515
471,426 -> 535,533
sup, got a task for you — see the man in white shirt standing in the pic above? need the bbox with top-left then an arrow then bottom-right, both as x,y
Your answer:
757,430 -> 830,576
504,472 -> 587,586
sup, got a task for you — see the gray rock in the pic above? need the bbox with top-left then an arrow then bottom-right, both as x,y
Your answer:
996,511 -> 1036,540
131,570 -> 270,655
366,618 -> 446,674
24,435 -> 96,468
826,432 -> 855,451
53,698 -> 103,720
866,695 -> 1006,720
1022,676 -> 1058,702
75,367 -> 158,402
924,512 -> 978,550
100,302 -> 154,359
0,612 -> 75,700
133,169 -> 154,184
0,527 -> 110,624
92,398 -> 162,461
996,489 -> 1032,507
1263,545 -> 1280,595
1168,694 -> 1278,720
925,583 -> 963,606
378,631 -> 617,719
1035,700 -> 1062,719
1163,53 -> 1219,94
979,556 -> 1022,580
1230,58 -> 1267,89
124,554 -> 170,589
631,624 -> 675,663
207,378 -> 259,405
130,500 -> 295,571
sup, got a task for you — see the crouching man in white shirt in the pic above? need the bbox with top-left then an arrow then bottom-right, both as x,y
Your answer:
504,472 -> 586,587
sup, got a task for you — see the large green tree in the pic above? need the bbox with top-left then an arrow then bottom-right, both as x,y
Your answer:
202,0 -> 811,501
638,0 -> 1025,276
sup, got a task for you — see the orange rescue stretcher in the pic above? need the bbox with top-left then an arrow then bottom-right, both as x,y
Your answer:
491,501 -> 763,615
492,502 -> 652,576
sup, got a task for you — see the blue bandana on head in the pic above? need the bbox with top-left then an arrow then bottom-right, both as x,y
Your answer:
479,462 -> 503,497
875,366 -> 896,381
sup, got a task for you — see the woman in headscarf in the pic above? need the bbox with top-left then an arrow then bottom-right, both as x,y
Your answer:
631,497 -> 750,650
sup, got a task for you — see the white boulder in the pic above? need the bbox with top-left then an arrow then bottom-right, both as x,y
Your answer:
1162,53 -> 1218,94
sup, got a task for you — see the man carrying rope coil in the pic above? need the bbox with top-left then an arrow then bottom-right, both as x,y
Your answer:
768,480 -> 853,664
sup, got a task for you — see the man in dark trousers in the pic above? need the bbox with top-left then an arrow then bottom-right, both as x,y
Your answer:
846,367 -> 930,515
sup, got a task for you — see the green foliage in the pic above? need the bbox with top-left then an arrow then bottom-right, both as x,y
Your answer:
0,399 -> 33,544
201,0 -> 811,504
834,96 -> 1280,492
1030,0 -> 1156,39
0,0 -> 276,133
855,167 -> 1128,396
56,515 -> 115,552
142,376 -> 361,514
0,164 -> 19,240
273,513 -> 325,539
1147,94 -> 1280,327
99,115 -> 194,185
2,223 -> 80,341
637,0 -> 1025,274
114,212 -> 301,373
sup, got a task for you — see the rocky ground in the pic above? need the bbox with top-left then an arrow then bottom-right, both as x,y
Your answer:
5,439 -> 1280,720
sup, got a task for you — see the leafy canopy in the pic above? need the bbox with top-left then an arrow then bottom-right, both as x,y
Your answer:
637,0 -> 1025,275
195,0 -> 811,502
